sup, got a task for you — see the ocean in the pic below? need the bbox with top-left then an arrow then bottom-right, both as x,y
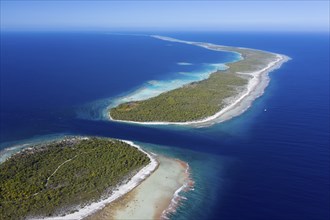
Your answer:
0,31 -> 329,220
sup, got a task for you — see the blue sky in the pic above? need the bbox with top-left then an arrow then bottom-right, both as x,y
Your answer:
1,1 -> 329,31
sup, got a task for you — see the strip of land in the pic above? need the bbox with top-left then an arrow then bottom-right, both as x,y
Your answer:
87,156 -> 193,220
109,36 -> 290,127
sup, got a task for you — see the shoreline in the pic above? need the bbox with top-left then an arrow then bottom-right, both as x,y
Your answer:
109,36 -> 290,127
0,134 -> 69,164
37,140 -> 159,220
87,156 -> 193,220
160,159 -> 194,219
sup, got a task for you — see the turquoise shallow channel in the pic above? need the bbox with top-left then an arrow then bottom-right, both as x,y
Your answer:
0,32 -> 329,220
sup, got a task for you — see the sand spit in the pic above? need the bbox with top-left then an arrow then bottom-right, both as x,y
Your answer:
88,156 -> 193,220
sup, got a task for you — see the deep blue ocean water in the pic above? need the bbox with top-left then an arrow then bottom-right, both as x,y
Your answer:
0,32 -> 329,220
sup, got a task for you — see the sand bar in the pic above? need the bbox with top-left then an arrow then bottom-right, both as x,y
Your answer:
87,156 -> 193,220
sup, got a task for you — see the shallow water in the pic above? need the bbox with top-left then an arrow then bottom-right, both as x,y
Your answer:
1,32 -> 329,220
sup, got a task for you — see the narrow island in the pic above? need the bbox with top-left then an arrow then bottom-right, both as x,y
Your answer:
0,137 -> 192,220
109,36 -> 290,126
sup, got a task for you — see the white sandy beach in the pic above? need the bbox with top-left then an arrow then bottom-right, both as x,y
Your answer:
109,36 -> 290,127
87,156 -> 193,220
36,141 -> 158,220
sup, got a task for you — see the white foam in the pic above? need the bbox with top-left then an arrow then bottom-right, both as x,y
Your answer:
161,162 -> 194,219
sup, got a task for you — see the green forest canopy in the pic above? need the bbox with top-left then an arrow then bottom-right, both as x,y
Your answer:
0,137 -> 150,220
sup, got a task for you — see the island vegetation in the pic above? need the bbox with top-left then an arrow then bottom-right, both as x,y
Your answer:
0,137 -> 150,220
110,45 -> 278,122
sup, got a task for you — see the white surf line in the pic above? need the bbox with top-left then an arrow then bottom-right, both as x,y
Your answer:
161,161 -> 194,219
37,141 -> 158,220
109,35 -> 290,126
